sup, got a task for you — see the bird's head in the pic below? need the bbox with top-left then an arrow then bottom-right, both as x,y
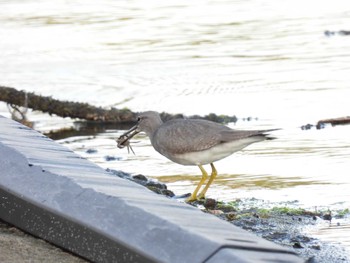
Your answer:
133,111 -> 163,137
117,111 -> 163,149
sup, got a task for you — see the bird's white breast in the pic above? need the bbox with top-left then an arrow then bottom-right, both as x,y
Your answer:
164,136 -> 265,166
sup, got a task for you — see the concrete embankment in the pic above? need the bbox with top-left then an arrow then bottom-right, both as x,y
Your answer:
0,115 -> 303,263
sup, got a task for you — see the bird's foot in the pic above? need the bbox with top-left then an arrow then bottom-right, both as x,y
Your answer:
197,193 -> 206,200
185,194 -> 207,203
186,194 -> 198,202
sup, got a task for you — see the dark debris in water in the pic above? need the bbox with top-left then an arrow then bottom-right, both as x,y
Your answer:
302,116 -> 350,130
325,30 -> 350,37
104,155 -> 121,161
301,123 -> 326,130
85,148 -> 98,154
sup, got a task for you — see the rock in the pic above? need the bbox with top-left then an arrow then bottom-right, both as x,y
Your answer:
108,169 -> 173,197
311,244 -> 321,250
159,189 -> 175,197
305,256 -> 317,263
106,169 -> 131,180
293,242 -> 304,249
146,186 -> 175,197
301,124 -> 313,130
225,212 -> 237,221
85,149 -> 97,154
146,181 -> 167,190
132,174 -> 148,181
322,213 -> 332,221
104,155 -> 121,161
203,198 -> 217,210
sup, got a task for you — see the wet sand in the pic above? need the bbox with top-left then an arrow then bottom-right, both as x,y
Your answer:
0,220 -> 87,263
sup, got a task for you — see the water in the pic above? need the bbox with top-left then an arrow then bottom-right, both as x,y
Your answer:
1,0 -> 350,254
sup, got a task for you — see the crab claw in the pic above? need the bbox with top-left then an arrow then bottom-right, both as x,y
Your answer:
117,124 -> 140,150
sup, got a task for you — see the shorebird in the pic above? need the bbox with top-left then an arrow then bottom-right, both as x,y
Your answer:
117,111 -> 277,201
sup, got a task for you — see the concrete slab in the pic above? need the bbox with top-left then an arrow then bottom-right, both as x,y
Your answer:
0,116 -> 304,262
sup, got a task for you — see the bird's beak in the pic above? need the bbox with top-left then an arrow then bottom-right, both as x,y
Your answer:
117,124 -> 140,149
122,124 -> 140,138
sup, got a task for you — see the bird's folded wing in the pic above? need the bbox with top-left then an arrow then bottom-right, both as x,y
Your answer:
219,130 -> 270,142
152,119 -> 227,154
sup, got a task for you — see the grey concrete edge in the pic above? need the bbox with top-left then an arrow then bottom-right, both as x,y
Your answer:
0,116 -> 304,263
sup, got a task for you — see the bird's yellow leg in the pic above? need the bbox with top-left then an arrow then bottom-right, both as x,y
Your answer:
197,163 -> 217,200
186,165 -> 208,202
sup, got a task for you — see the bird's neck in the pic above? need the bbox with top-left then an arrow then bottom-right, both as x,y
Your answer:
148,121 -> 163,141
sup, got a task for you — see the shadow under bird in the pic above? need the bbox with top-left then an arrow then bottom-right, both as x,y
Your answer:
117,111 -> 277,202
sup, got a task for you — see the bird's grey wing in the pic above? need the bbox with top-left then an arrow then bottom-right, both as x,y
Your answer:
219,129 -> 278,142
152,119 -> 229,154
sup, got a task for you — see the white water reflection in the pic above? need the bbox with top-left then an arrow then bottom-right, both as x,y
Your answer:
1,0 -> 350,254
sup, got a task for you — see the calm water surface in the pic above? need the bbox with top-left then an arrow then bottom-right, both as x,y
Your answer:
1,0 -> 350,253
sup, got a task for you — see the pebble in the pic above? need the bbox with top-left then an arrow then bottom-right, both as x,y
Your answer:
203,198 -> 217,210
86,148 -> 97,154
293,242 -> 303,249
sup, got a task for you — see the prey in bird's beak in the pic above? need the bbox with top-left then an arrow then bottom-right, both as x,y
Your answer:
116,123 -> 140,155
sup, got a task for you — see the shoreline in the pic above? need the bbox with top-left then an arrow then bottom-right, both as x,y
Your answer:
1,170 -> 349,263
113,169 -> 350,263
